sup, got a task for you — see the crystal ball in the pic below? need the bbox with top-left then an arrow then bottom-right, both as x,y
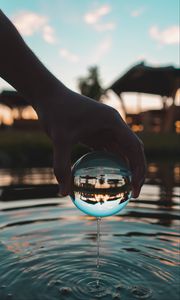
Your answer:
70,151 -> 132,217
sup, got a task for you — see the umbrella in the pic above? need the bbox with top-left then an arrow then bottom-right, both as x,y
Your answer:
108,62 -> 180,99
108,62 -> 180,115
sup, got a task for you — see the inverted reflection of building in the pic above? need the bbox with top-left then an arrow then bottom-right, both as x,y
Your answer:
107,178 -> 125,187
99,175 -> 105,185
77,190 -> 130,204
74,183 -> 131,195
79,192 -> 96,202
120,191 -> 130,203
81,198 -> 97,205
74,172 -> 132,192
95,193 -> 109,204
78,175 -> 97,188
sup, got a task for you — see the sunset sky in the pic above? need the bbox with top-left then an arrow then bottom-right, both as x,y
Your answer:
0,0 -> 179,118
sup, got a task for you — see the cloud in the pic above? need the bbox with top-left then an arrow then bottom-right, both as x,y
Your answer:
42,25 -> 56,44
131,7 -> 144,17
84,5 -> 111,24
84,4 -> 115,32
149,25 -> 179,45
92,37 -> 112,63
13,11 -> 56,44
13,11 -> 47,35
59,48 -> 79,63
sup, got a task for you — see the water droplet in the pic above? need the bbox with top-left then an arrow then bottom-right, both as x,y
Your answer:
59,287 -> 72,295
71,151 -> 132,217
131,286 -> 152,298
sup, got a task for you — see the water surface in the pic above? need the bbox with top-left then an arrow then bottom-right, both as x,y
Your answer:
0,161 -> 179,300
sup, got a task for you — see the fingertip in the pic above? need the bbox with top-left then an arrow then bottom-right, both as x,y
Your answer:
59,184 -> 70,197
131,186 -> 140,198
53,162 -> 72,197
53,166 -> 62,185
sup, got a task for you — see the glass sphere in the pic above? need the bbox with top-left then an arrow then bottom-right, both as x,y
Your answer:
70,151 -> 132,217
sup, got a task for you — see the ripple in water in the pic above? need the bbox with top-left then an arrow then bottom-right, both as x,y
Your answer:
0,179 -> 180,300
0,214 -> 179,300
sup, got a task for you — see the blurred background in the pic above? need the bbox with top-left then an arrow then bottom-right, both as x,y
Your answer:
0,0 -> 179,169
0,4 -> 179,299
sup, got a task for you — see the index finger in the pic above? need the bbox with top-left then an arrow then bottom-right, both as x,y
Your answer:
127,143 -> 147,198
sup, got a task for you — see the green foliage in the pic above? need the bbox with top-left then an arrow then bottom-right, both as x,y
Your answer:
0,130 -> 179,168
138,132 -> 179,159
0,130 -> 52,167
78,66 -> 104,101
0,130 -> 90,168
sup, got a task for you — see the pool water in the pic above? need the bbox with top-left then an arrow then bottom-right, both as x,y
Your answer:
0,161 -> 179,300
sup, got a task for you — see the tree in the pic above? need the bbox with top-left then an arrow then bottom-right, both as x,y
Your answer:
78,66 -> 104,101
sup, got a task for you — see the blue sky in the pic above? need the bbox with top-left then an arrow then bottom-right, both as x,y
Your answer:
0,0 -> 179,112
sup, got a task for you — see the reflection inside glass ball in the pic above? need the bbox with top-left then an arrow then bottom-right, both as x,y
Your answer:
70,151 -> 132,217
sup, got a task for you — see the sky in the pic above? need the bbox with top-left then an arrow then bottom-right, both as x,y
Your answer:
0,0 -> 179,116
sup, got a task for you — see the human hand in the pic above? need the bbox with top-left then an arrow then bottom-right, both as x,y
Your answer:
0,10 -> 146,197
38,86 -> 146,198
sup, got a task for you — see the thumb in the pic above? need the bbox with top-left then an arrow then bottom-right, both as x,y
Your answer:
53,141 -> 71,196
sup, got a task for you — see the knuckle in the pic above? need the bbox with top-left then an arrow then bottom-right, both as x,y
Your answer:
104,106 -> 121,129
134,136 -> 145,153
108,107 -> 120,120
139,139 -> 145,150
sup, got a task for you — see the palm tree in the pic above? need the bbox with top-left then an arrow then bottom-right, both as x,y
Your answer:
78,66 -> 104,101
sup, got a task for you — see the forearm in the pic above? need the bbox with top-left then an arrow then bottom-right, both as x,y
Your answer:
0,10 -> 64,110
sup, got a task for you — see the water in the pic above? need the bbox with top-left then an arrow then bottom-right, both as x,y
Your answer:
0,160 -> 179,300
85,217 -> 101,292
96,217 -> 101,271
96,217 -> 101,287
71,152 -> 132,217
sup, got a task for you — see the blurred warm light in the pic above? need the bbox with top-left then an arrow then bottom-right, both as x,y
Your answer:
0,104 -> 13,125
174,165 -> 180,182
175,120 -> 180,133
12,108 -> 20,119
175,89 -> 180,106
21,106 -> 38,119
0,104 -> 38,125
126,116 -> 133,123
121,92 -> 163,113
148,163 -> 158,173
131,124 -> 144,132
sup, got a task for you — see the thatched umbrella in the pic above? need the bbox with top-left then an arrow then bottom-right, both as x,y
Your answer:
108,62 -> 180,116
